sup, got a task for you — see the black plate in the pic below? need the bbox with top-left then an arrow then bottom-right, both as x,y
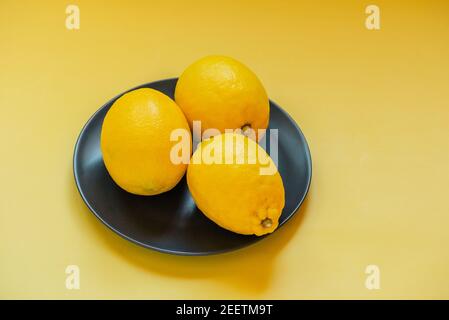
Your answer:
73,78 -> 312,255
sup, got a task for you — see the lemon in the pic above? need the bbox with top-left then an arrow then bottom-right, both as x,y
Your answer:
101,88 -> 191,195
187,133 -> 285,236
175,55 -> 269,140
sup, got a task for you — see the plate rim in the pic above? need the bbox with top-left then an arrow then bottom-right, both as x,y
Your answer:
73,78 -> 312,256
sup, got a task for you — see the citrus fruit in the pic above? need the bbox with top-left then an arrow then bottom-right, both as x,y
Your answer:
101,88 -> 191,195
174,55 -> 269,140
187,133 -> 285,236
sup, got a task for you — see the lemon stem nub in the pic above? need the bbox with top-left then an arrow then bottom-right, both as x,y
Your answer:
261,218 -> 273,228
241,124 -> 252,136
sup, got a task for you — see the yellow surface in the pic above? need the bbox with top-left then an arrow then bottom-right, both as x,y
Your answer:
1,0 -> 449,299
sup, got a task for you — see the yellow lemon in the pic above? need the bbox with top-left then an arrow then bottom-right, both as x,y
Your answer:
175,55 -> 269,140
101,88 -> 191,195
187,133 -> 285,236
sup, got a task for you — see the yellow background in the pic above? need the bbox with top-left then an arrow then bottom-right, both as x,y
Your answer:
1,0 -> 449,299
